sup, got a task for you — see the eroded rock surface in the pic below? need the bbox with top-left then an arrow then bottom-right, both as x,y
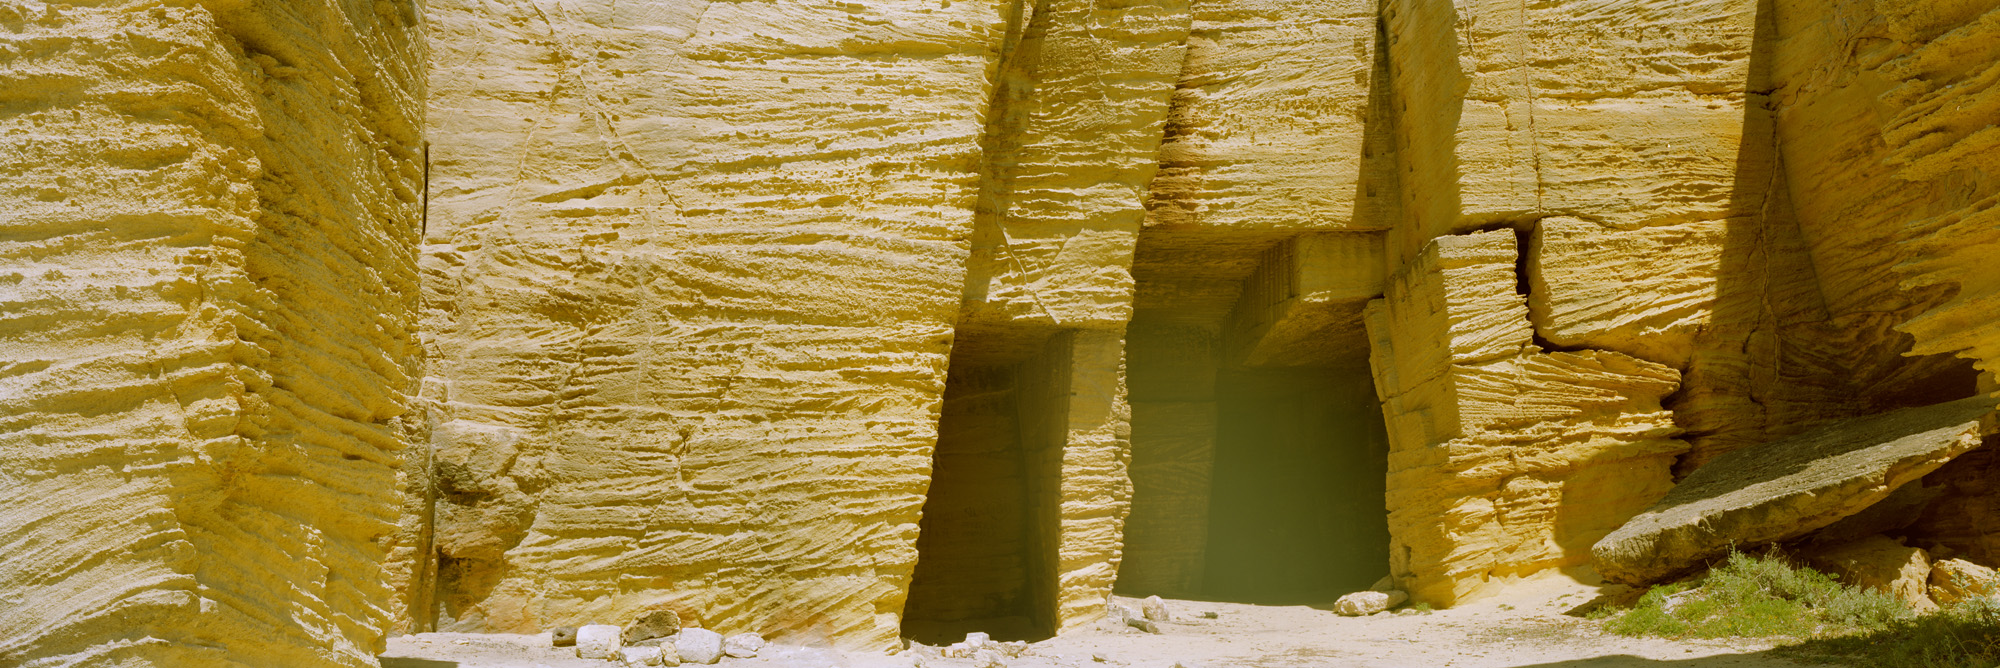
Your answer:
1929,559 -> 2000,606
0,1 -> 426,666
1803,535 -> 1938,612
1594,396 -> 1997,585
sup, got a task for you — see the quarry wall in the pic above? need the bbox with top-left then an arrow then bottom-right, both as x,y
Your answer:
0,1 -> 426,666
2,0 -> 2000,665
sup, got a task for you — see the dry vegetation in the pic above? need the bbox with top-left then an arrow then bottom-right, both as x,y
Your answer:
1591,551 -> 2000,667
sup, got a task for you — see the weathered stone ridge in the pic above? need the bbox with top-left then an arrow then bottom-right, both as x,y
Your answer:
0,1 -> 426,666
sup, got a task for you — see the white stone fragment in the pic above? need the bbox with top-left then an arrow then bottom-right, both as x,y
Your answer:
675,628 -> 725,665
577,624 -> 623,660
1333,590 -> 1408,616
723,632 -> 765,658
1142,595 -> 1171,622
622,646 -> 665,666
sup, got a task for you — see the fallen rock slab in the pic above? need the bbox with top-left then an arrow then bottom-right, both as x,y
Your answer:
723,632 -> 765,658
624,609 -> 682,644
676,628 -> 724,665
1593,395 -> 1996,584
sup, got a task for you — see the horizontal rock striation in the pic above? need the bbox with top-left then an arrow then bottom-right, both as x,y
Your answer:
0,1 -> 426,666
1366,231 -> 1687,604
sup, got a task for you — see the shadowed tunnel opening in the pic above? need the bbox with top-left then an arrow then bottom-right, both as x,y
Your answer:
903,331 -> 1063,645
1118,232 -> 1394,606
1202,364 -> 1391,604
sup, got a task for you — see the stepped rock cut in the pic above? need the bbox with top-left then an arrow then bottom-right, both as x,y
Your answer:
1594,395 -> 1998,585
1367,231 -> 1688,604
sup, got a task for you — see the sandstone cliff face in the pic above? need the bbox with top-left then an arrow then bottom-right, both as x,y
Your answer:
1364,232 -> 1685,604
1775,0 -> 2000,394
8,0 -> 2000,662
416,0 -> 1017,648
0,1 -> 425,666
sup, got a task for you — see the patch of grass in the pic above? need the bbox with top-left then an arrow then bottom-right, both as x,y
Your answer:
1781,597 -> 2000,668
1597,550 -> 1907,640
1594,550 -> 2000,667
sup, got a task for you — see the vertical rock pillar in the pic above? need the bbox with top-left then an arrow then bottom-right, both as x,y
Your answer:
0,1 -> 427,666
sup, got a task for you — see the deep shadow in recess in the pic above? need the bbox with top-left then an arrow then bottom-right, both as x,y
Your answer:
902,340 -> 1061,645
1201,364 -> 1391,604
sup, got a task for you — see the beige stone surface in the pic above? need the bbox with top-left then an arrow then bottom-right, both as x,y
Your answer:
1593,396 -> 1997,585
1929,558 -> 2000,607
1366,231 -> 1687,605
953,0 -> 1188,347
1803,535 -> 1938,612
1528,218 -> 1728,369
12,0 -> 2000,662
1130,0 -> 1390,331
418,0 -> 1017,649
1379,0 -> 1765,263
0,1 -> 426,666
1224,233 -> 1385,368
1869,4 -> 2000,391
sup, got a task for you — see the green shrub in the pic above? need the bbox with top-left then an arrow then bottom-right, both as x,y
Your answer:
1782,596 -> 2000,668
1600,550 -> 1907,641
1595,550 -> 2000,667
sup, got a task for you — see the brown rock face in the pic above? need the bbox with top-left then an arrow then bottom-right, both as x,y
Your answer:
1593,396 -> 1996,586
1803,535 -> 1939,612
1929,559 -> 2000,607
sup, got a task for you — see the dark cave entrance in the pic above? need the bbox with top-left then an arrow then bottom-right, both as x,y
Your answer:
1200,364 -> 1390,604
903,334 -> 1063,645
1118,232 -> 1394,605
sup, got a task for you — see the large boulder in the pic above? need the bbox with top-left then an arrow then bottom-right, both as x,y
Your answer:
1930,559 -> 2000,606
1803,535 -> 1938,612
577,625 -> 624,660
1593,396 -> 1996,584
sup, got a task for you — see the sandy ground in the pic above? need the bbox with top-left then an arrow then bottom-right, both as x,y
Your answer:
381,578 -> 1820,668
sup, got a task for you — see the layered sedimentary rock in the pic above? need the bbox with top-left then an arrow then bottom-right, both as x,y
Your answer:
10,0 -> 2000,661
922,0 -> 1187,638
1594,396 -> 1996,585
0,1 -> 426,666
1365,231 -> 1686,605
1773,0 -> 2000,392
416,0 -> 1018,649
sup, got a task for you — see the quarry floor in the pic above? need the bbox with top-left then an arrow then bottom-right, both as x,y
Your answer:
380,579 -> 1814,668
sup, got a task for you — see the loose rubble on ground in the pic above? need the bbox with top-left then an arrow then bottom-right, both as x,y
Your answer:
383,581 -> 1823,667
